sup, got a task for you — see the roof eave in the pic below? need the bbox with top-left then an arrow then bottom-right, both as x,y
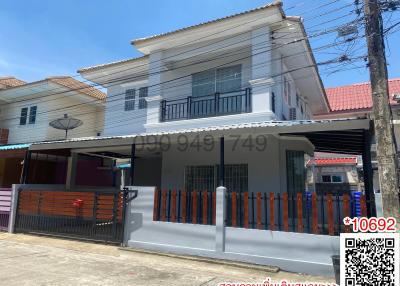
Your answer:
130,1 -> 284,47
287,17 -> 330,114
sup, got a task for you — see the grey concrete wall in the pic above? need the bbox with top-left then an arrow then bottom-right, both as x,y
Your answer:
125,186 -> 216,253
125,186 -> 338,277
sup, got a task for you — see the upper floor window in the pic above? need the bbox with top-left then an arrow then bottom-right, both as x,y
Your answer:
138,87 -> 148,109
29,106 -> 37,124
125,89 -> 136,111
20,106 -> 37,125
192,65 -> 242,97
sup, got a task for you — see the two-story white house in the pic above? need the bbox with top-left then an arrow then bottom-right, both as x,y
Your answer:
79,4 -> 327,137
19,2 -> 374,276
75,2 -> 331,193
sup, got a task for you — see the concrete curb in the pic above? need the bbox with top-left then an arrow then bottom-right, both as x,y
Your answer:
118,246 -> 280,273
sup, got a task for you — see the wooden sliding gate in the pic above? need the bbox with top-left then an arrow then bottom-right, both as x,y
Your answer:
15,188 -> 127,243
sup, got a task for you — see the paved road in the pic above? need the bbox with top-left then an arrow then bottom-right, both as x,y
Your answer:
0,233 -> 335,286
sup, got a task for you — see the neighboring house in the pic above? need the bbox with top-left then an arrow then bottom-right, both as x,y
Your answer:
306,153 -> 362,195
316,78 -> 400,191
0,76 -> 106,145
0,77 -> 27,145
0,76 -> 106,188
9,2 -> 375,276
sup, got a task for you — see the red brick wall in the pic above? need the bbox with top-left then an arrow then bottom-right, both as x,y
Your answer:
0,129 -> 9,145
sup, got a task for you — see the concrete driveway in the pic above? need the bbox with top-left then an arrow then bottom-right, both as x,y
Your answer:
0,233 -> 335,286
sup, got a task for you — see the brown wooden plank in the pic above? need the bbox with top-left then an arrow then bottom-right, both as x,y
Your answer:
231,192 -> 237,227
256,192 -> 262,229
212,192 -> 216,225
269,192 -> 275,231
282,192 -> 289,232
297,193 -> 303,233
171,189 -> 177,223
327,194 -> 334,236
312,192 -> 319,234
182,191 -> 187,223
202,191 -> 207,225
243,192 -> 249,228
161,189 -> 167,222
343,194 -> 351,233
360,195 -> 368,217
192,191 -> 197,224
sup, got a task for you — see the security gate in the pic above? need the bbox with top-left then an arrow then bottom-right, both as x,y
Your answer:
0,188 -> 12,231
14,188 -> 128,243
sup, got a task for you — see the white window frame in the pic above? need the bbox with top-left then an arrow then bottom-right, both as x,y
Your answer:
20,106 -> 37,126
192,65 -> 242,97
138,87 -> 148,109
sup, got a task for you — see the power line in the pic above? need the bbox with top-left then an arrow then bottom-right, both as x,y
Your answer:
0,29 -> 369,127
0,2 -> 359,106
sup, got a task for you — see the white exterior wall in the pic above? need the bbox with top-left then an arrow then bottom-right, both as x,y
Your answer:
280,62 -> 311,121
104,80 -> 148,136
160,135 -> 313,193
0,89 -> 104,144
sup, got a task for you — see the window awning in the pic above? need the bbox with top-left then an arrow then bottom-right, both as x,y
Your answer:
0,143 -> 30,158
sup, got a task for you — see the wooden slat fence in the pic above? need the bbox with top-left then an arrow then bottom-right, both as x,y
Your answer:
153,189 -> 216,225
0,188 -> 12,231
152,189 -> 372,236
225,191 -> 371,236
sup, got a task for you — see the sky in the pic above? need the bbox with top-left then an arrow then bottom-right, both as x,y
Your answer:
0,0 -> 399,88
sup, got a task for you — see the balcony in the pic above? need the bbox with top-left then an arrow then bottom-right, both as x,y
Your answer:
160,88 -> 252,122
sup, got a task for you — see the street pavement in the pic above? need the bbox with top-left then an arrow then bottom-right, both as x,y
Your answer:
0,233 -> 335,286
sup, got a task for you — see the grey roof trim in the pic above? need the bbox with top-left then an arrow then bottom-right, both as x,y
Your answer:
131,1 -> 283,45
78,55 -> 149,74
30,118 -> 371,151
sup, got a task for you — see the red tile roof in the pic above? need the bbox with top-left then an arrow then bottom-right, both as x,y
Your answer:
308,157 -> 358,166
0,77 -> 26,89
325,78 -> 400,112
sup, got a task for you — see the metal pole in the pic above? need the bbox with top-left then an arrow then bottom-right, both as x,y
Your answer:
130,144 -> 135,186
219,137 -> 225,187
21,151 -> 31,184
362,129 -> 377,217
364,0 -> 400,223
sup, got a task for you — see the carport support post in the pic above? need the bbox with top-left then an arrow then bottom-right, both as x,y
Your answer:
216,137 -> 226,252
219,137 -> 225,186
362,130 -> 376,217
130,144 -> 135,186
66,153 -> 78,190
20,151 -> 31,184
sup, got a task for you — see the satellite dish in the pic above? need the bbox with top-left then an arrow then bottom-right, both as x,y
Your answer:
49,114 -> 83,139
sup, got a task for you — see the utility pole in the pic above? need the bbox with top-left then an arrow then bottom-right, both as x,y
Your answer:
364,0 -> 400,224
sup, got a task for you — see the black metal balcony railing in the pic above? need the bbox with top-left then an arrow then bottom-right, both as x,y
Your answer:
160,88 -> 252,122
